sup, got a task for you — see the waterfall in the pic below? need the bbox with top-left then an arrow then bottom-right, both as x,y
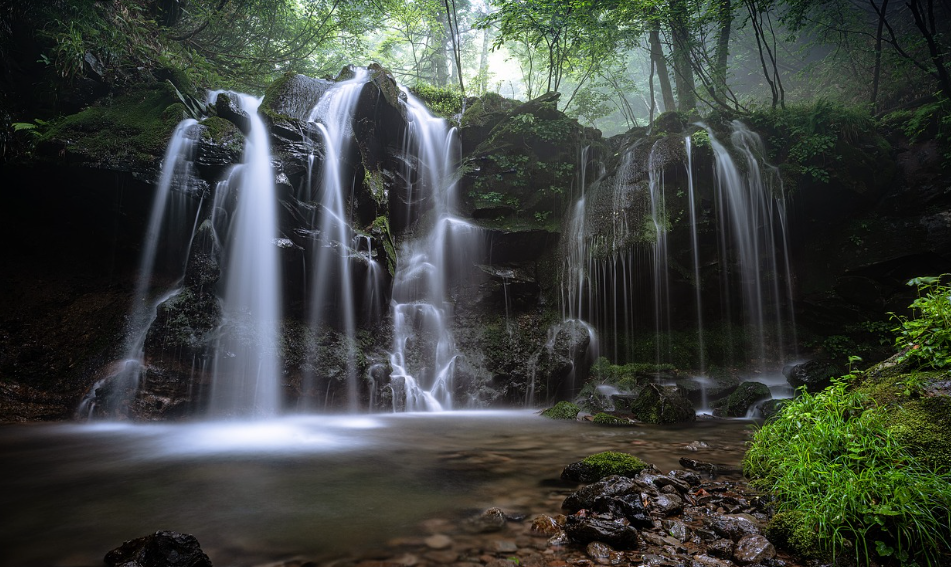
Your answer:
209,93 -> 283,417
388,91 -> 479,411
685,136 -> 706,376
304,69 -> 369,411
78,118 -> 201,418
702,120 -> 796,370
647,144 -> 671,365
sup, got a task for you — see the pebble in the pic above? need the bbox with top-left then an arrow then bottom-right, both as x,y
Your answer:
491,540 -> 518,554
424,534 -> 453,550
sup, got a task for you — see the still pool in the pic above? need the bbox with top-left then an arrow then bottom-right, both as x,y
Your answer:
0,411 -> 755,566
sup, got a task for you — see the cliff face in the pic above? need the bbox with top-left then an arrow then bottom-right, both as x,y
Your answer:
1,66 -> 949,421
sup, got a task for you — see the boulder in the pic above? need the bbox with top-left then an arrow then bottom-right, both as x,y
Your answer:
712,382 -> 771,417
783,359 -> 842,393
564,515 -> 639,549
629,383 -> 696,424
104,531 -> 212,567
214,92 -> 251,136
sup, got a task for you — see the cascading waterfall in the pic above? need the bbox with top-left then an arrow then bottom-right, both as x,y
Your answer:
702,121 -> 796,371
304,69 -> 369,411
647,145 -> 671,365
78,118 -> 201,417
209,93 -> 283,417
388,91 -> 479,411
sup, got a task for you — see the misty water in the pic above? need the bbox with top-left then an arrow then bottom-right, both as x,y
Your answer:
0,412 -> 753,567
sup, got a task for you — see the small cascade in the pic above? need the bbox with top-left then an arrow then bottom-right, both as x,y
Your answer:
702,120 -> 795,369
305,69 -> 370,411
209,93 -> 283,417
388,91 -> 480,411
78,118 -> 201,417
685,135 -> 708,383
647,144 -> 671,365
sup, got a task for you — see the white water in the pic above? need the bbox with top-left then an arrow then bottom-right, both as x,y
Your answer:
78,119 -> 201,417
209,93 -> 283,417
305,69 -> 369,411
388,91 -> 477,411
647,143 -> 671,365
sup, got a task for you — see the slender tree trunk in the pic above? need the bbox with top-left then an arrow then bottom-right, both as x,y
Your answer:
649,51 -> 657,129
478,25 -> 490,95
434,11 -> 450,87
870,0 -> 889,107
444,0 -> 465,94
908,0 -> 951,97
669,0 -> 697,110
649,26 -> 676,112
714,0 -> 732,97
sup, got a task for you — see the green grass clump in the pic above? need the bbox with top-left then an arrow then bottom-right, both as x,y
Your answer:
891,275 -> 951,369
580,451 -> 648,478
541,401 -> 580,420
744,377 -> 951,565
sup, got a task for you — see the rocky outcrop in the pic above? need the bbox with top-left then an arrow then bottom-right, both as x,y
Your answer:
104,531 -> 212,567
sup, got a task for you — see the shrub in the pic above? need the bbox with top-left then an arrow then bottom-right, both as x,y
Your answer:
541,401 -> 580,420
891,275 -> 951,369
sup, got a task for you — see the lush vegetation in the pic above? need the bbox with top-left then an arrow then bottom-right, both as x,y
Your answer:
745,280 -> 951,565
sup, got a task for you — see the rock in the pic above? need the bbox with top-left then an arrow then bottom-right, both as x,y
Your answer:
564,515 -> 639,549
758,398 -> 790,420
664,519 -> 689,542
732,534 -> 775,564
706,514 -> 761,542
706,538 -> 735,559
592,493 -> 654,529
585,541 -> 625,564
629,383 -> 696,424
689,554 -> 735,567
782,359 -> 841,393
424,534 -> 453,550
650,493 -> 685,516
562,475 -> 639,513
470,507 -> 508,533
262,73 -> 334,122
103,531 -> 212,567
712,382 -> 771,418
491,540 -> 518,553
561,451 -> 649,482
215,92 -> 251,136
530,514 -> 563,537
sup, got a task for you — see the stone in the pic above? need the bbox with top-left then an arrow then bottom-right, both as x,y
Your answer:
650,493 -> 685,516
470,507 -> 508,533
424,534 -> 453,550
706,514 -> 761,542
732,534 -> 775,564
530,515 -> 563,537
103,531 -> 212,567
564,515 -> 639,549
491,540 -> 518,553
690,554 -> 735,567
782,359 -> 841,393
562,475 -> 639,513
591,493 -> 654,529
629,383 -> 696,424
215,92 -> 251,136
712,382 -> 771,418
706,538 -> 734,559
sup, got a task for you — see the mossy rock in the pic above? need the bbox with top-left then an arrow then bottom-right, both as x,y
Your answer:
541,400 -> 580,419
144,287 -> 222,357
261,72 -> 333,122
592,412 -> 636,426
889,396 -> 951,473
629,383 -> 695,424
41,82 -> 187,172
765,510 -> 822,559
713,381 -> 771,417
561,451 -> 649,482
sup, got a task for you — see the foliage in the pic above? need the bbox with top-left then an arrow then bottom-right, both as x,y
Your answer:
881,97 -> 951,166
541,400 -> 580,419
579,451 -> 648,477
744,375 -> 951,565
591,412 -> 633,426
890,275 -> 951,369
411,83 -> 465,120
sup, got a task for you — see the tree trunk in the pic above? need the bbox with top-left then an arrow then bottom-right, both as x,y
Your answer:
649,26 -> 676,112
870,0 -> 889,108
478,25 -> 490,95
434,11 -> 450,87
713,0 -> 732,98
669,0 -> 697,111
907,0 -> 951,98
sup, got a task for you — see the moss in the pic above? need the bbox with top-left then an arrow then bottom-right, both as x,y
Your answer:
887,395 -> 951,473
199,116 -> 243,153
541,400 -> 580,419
580,451 -> 648,477
765,510 -> 822,559
713,381 -> 771,417
629,383 -> 695,424
592,412 -> 634,426
370,215 -> 397,277
410,84 -> 464,121
42,82 -> 185,167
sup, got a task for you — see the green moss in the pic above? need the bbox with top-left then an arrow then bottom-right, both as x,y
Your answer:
765,511 -> 822,559
712,381 -> 771,417
629,383 -> 695,424
200,116 -> 243,153
592,412 -> 634,426
370,215 -> 397,277
889,396 -> 951,473
410,84 -> 464,121
580,451 -> 648,477
541,400 -> 580,419
42,83 -> 185,166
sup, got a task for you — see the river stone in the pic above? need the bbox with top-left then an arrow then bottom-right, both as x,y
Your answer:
690,554 -> 735,567
706,514 -> 761,541
424,534 -> 453,550
562,475 -> 639,512
707,537 -> 735,559
650,493 -> 685,516
732,534 -> 776,564
530,514 -> 562,537
782,359 -> 841,393
564,515 -> 639,549
712,382 -> 771,418
629,383 -> 696,424
591,493 -> 654,528
103,531 -> 212,567
469,507 -> 507,532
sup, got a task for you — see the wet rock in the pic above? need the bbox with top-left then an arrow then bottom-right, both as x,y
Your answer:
197,117 -> 243,175
491,540 -> 518,553
104,530 -> 212,567
650,493 -> 685,516
732,534 -> 775,564
562,475 -> 639,513
669,470 -> 703,487
706,538 -> 735,559
629,383 -> 696,424
782,359 -> 841,393
530,514 -> 563,537
262,73 -> 333,122
469,507 -> 508,533
706,514 -> 761,542
690,554 -> 735,567
564,515 -> 639,549
712,382 -> 771,418
585,542 -> 625,564
664,519 -> 689,542
592,493 -> 654,529
215,92 -> 251,136
561,451 -> 649,483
